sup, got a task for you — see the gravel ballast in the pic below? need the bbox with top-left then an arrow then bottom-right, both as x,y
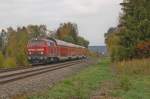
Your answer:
0,59 -> 96,99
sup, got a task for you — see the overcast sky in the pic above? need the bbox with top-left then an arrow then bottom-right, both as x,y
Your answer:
0,0 -> 122,46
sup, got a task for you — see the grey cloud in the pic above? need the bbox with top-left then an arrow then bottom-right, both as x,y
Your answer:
0,0 -> 122,45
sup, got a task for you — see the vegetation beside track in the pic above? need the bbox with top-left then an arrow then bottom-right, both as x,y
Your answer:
104,0 -> 150,98
27,58 -> 150,99
111,58 -> 150,99
28,58 -> 112,99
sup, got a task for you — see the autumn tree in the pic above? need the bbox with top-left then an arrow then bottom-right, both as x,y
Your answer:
27,25 -> 47,38
56,22 -> 89,47
5,27 -> 29,67
105,0 -> 150,61
56,22 -> 78,43
77,36 -> 89,48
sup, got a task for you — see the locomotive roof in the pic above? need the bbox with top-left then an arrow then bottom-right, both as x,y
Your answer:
30,38 -> 85,48
54,39 -> 85,48
48,38 -> 85,48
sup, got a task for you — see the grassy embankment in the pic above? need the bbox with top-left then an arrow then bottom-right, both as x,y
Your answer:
111,58 -> 150,99
28,58 -> 150,99
29,58 -> 113,99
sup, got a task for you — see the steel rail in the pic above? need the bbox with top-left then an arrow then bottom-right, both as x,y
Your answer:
0,60 -> 78,73
0,60 -> 85,84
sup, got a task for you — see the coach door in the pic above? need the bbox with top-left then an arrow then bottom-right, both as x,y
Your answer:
53,43 -> 57,57
52,43 -> 58,57
48,42 -> 53,57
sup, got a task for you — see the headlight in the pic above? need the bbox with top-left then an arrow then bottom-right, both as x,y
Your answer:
29,52 -> 32,55
40,52 -> 44,54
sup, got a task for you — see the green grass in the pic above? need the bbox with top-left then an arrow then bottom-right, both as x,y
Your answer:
111,75 -> 150,99
111,58 -> 150,99
27,58 -> 150,99
29,58 -> 113,99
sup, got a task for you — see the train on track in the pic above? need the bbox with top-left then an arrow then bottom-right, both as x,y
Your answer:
27,37 -> 87,64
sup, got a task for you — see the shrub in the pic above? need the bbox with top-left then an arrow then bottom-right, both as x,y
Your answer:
16,53 -> 28,66
0,51 -> 4,68
3,57 -> 16,68
136,40 -> 150,58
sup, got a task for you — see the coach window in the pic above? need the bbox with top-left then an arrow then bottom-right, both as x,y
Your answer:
47,42 -> 51,46
51,42 -> 54,46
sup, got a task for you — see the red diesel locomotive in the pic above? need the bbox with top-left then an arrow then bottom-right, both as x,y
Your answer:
27,38 -> 87,64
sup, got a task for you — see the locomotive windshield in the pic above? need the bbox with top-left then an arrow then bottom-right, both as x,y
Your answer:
28,40 -> 46,46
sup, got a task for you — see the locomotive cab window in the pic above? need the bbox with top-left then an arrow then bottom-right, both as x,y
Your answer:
29,40 -> 46,46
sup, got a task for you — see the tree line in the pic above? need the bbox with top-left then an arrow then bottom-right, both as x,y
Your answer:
55,22 -> 89,48
0,23 -> 89,68
105,0 -> 150,61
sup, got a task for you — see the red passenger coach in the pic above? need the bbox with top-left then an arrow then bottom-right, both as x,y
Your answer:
27,38 -> 86,64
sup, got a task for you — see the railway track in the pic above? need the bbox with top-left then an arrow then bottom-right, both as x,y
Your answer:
0,60 -> 85,84
0,61 -> 69,73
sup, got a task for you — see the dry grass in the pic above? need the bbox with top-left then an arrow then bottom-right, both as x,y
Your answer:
111,58 -> 150,99
114,58 -> 150,75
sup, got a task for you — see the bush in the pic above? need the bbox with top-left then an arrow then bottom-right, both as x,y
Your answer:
0,51 -> 4,68
136,40 -> 150,58
16,53 -> 28,66
3,57 -> 16,68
